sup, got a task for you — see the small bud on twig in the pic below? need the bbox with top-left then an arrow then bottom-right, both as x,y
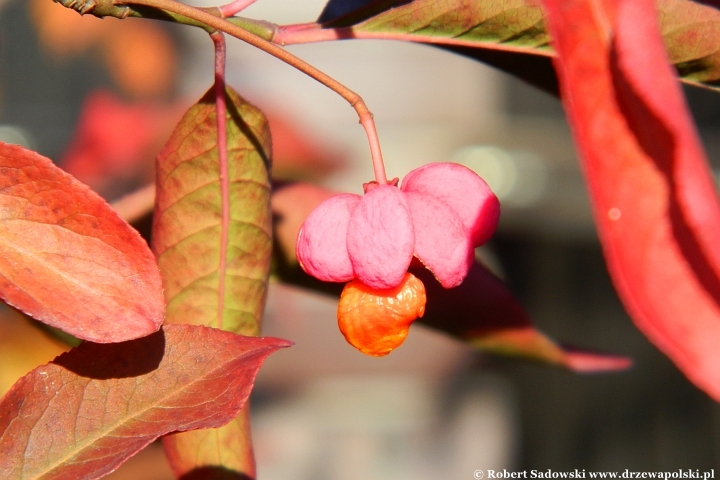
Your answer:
53,0 -> 130,18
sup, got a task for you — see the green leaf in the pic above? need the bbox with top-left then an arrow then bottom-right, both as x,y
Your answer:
331,0 -> 550,50
306,0 -> 720,93
152,86 -> 272,336
657,0 -> 720,89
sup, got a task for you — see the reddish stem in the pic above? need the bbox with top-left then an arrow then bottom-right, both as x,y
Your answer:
218,0 -> 256,18
120,0 -> 389,185
362,115 -> 386,186
212,31 -> 230,330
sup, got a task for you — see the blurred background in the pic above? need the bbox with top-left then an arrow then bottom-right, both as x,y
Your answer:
1,0 -> 720,477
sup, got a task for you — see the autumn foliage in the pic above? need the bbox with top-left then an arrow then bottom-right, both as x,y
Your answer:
2,0 -> 720,477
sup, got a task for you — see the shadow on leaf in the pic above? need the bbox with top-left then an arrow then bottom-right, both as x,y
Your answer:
180,466 -> 254,480
610,44 -> 720,311
53,328 -> 165,379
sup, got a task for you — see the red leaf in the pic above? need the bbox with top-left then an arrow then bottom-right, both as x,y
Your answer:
412,262 -> 631,372
0,142 -> 164,343
0,324 -> 290,480
542,0 -> 720,397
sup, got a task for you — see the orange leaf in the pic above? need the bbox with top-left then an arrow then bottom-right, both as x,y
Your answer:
0,142 -> 164,343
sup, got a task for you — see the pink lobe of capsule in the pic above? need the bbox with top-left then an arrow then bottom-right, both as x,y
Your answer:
347,185 -> 414,290
296,193 -> 360,283
401,162 -> 500,247
405,192 -> 474,288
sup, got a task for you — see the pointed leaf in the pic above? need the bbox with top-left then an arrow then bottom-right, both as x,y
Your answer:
152,86 -> 272,336
302,0 -> 720,93
0,142 -> 164,343
0,324 -> 290,480
271,182 -> 629,371
542,0 -> 720,398
411,263 -> 631,372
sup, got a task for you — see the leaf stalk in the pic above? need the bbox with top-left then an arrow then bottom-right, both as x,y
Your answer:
218,0 -> 257,18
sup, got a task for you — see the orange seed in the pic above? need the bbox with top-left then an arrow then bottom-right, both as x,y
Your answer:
337,272 -> 426,356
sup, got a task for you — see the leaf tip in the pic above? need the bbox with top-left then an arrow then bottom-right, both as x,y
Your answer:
561,349 -> 633,373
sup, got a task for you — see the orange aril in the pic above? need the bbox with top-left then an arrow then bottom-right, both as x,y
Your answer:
337,272 -> 426,356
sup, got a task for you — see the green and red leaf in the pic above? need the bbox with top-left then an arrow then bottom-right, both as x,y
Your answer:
152,86 -> 272,335
302,0 -> 720,93
162,409 -> 255,479
0,142 -> 164,343
0,324 -> 290,480
542,0 -> 720,398
152,85 -> 274,476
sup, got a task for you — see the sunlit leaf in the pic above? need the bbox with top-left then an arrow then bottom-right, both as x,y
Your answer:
152,85 -> 272,335
307,0 -> 720,93
542,0 -> 720,398
152,86 -> 273,476
0,142 -> 164,343
0,324 -> 290,480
